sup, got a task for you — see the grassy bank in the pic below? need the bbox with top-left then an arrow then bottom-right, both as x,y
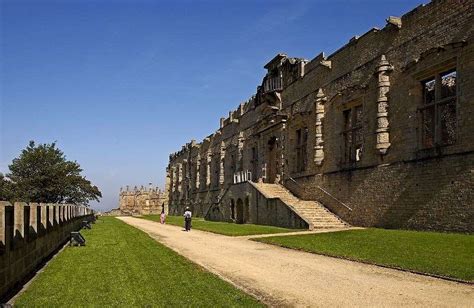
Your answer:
142,215 -> 303,236
15,217 -> 262,307
255,228 -> 474,281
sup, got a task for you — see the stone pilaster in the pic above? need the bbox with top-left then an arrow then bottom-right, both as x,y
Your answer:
314,88 -> 326,165
206,151 -> 211,188
195,154 -> 200,190
279,124 -> 286,182
237,133 -> 244,172
176,163 -> 182,197
375,55 -> 393,155
219,142 -> 225,186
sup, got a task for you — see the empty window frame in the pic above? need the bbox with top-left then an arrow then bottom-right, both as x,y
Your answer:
420,69 -> 457,148
213,157 -> 220,188
295,127 -> 308,172
251,147 -> 258,181
342,105 -> 363,163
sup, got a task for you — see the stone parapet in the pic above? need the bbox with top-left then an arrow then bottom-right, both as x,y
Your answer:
0,201 -> 94,301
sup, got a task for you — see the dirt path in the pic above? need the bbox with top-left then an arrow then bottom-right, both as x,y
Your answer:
118,217 -> 473,307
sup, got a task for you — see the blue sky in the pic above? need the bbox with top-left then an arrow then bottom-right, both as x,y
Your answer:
1,0 -> 427,211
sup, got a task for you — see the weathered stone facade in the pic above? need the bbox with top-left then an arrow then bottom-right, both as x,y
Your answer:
167,0 -> 474,232
119,185 -> 167,215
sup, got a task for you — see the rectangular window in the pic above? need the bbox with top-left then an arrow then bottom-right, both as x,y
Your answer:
295,127 -> 308,172
342,105 -> 363,164
420,69 -> 457,148
216,158 -> 221,187
251,147 -> 258,181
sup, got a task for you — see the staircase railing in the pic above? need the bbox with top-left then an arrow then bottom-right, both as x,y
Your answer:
248,181 -> 312,229
286,177 -> 352,212
203,184 -> 232,219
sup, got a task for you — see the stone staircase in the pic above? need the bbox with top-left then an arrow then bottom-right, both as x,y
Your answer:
252,182 -> 348,229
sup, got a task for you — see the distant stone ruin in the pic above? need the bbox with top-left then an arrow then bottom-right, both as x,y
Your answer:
118,184 -> 167,215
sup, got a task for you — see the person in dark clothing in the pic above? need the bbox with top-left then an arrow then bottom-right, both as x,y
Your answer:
183,207 -> 192,231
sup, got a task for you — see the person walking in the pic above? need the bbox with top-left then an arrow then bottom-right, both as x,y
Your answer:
160,204 -> 166,224
183,207 -> 192,231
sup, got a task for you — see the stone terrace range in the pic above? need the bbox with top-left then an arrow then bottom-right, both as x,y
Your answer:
166,0 -> 474,233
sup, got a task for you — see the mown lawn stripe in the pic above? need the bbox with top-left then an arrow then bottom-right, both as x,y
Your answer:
15,217 -> 263,307
254,228 -> 474,281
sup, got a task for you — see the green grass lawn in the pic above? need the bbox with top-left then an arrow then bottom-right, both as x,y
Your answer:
15,217 -> 262,307
255,228 -> 474,281
142,215 -> 304,236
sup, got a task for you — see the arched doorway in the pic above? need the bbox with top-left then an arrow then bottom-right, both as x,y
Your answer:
230,199 -> 235,220
236,198 -> 244,224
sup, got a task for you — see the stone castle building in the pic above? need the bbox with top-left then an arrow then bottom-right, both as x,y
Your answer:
166,0 -> 473,232
119,185 -> 167,215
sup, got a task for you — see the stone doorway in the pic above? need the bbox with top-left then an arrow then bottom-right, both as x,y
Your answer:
266,137 -> 278,183
236,198 -> 244,224
244,197 -> 250,223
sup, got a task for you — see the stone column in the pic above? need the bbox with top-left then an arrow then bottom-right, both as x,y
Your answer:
279,124 -> 286,182
219,142 -> 225,186
206,151 -> 211,188
237,133 -> 244,172
164,167 -> 171,210
375,55 -> 393,155
195,154 -> 200,190
176,163 -> 182,196
314,88 -> 326,165
182,159 -> 188,200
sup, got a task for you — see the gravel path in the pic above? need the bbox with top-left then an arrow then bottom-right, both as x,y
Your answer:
118,216 -> 473,307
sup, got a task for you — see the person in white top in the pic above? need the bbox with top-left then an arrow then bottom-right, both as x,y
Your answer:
183,207 -> 192,231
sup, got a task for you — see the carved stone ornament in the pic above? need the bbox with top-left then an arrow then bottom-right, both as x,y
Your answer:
314,88 -> 326,165
375,55 -> 393,155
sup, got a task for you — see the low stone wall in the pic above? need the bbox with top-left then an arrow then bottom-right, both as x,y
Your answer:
207,182 -> 309,229
289,152 -> 474,233
0,201 -> 94,301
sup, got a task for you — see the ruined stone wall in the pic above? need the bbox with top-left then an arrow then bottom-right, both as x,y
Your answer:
120,187 -> 167,215
167,0 -> 474,232
0,201 -> 94,300
119,185 -> 166,215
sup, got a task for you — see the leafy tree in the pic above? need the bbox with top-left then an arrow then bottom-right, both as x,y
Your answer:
4,141 -> 101,205
0,173 -> 14,201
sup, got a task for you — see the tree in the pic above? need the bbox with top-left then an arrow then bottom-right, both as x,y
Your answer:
0,173 -> 14,201
4,141 -> 101,205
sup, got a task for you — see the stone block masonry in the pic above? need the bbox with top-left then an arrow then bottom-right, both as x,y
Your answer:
118,184 -> 168,215
166,0 -> 474,232
0,201 -> 94,301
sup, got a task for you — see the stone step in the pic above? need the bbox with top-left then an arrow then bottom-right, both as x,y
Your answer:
252,182 -> 347,229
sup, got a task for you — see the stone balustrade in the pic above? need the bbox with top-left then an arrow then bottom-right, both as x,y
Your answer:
0,201 -> 94,301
